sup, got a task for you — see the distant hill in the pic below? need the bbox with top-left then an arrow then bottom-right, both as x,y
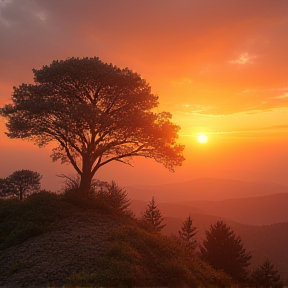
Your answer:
131,193 -> 288,225
179,193 -> 288,225
126,178 -> 288,202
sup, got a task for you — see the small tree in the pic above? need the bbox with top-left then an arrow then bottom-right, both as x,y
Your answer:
141,196 -> 166,232
93,180 -> 131,213
0,169 -> 42,200
200,220 -> 251,283
178,215 -> 197,250
0,57 -> 185,195
251,259 -> 283,288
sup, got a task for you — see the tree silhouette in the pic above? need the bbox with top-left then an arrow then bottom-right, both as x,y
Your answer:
0,57 -> 184,195
93,180 -> 131,213
0,169 -> 42,200
178,215 -> 197,250
141,196 -> 166,232
251,259 -> 283,288
200,220 -> 251,282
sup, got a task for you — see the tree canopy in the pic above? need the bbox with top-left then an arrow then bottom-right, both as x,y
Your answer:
200,220 -> 251,283
0,57 -> 185,194
0,169 -> 42,200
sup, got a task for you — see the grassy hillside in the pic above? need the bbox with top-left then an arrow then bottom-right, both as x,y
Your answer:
0,191 -> 231,287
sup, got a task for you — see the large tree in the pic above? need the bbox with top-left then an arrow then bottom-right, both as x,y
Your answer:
0,57 -> 184,194
0,169 -> 42,200
200,220 -> 251,283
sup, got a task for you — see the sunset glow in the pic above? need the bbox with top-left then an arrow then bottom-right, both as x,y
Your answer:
0,0 -> 287,191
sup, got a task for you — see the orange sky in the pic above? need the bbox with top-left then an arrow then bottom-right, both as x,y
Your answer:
0,0 -> 287,191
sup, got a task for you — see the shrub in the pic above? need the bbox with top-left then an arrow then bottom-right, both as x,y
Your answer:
61,179 -> 133,216
0,191 -> 67,249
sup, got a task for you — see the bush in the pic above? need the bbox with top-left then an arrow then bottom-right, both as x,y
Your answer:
93,180 -> 132,215
61,180 -> 133,218
0,191 -> 67,249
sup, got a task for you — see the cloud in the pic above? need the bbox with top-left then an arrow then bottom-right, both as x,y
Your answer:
274,93 -> 288,100
171,78 -> 193,86
0,0 -> 287,116
229,53 -> 256,65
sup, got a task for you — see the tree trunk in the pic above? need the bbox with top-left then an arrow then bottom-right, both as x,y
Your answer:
19,188 -> 23,200
79,156 -> 93,196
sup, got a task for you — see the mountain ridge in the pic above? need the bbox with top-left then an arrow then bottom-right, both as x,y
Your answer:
126,178 -> 288,202
131,192 -> 288,226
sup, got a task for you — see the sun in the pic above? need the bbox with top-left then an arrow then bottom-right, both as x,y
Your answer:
197,134 -> 208,144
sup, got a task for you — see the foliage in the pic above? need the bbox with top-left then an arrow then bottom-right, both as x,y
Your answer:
179,215 -> 198,250
0,184 -> 131,251
60,176 -> 132,214
68,223 -> 231,287
0,187 -> 232,287
141,196 -> 166,232
251,259 -> 283,288
93,180 -> 132,214
0,191 -> 67,249
200,220 -> 252,283
0,169 -> 42,200
0,57 -> 185,193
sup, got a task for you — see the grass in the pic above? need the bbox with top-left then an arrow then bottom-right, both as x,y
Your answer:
0,190 -> 233,287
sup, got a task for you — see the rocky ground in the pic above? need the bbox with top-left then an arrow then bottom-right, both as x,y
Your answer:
0,210 -> 119,288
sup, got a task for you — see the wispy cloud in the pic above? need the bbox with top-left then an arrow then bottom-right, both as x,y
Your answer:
274,93 -> 288,100
229,53 -> 256,65
171,78 -> 193,86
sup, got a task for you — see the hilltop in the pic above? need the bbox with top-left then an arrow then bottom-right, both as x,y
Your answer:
0,191 -> 230,288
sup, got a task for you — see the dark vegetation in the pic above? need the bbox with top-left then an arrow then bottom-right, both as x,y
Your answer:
1,184 -> 285,287
179,215 -> 198,250
141,195 -> 166,231
251,259 -> 283,288
200,221 -> 252,282
1,189 -> 232,288
0,57 -> 184,194
0,169 -> 42,200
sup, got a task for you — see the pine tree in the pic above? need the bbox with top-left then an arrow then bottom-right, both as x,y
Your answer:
141,196 -> 166,232
200,220 -> 251,282
178,215 -> 197,250
251,259 -> 283,288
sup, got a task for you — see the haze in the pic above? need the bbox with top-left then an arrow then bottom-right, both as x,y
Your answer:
0,0 -> 287,193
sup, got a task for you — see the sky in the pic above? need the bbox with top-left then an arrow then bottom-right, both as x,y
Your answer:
0,0 -> 287,192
